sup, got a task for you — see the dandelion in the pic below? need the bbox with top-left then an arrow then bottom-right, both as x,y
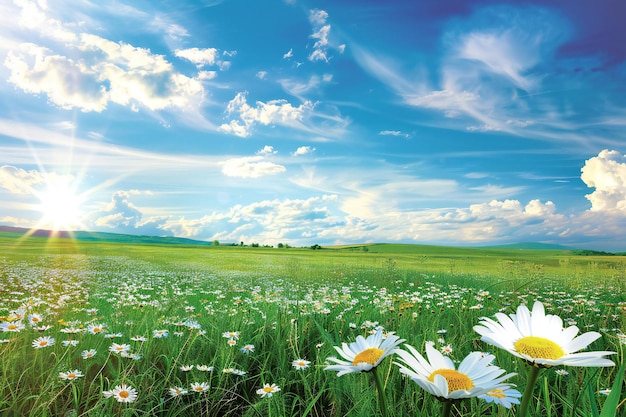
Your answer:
256,383 -> 280,398
190,382 -> 210,393
478,385 -> 522,409
81,349 -> 97,359
103,384 -> 138,403
59,370 -> 84,381
169,387 -> 188,397
292,359 -> 311,370
32,336 -> 55,349
240,344 -> 254,354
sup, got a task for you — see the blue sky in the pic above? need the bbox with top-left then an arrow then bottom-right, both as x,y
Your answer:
1,0 -> 625,250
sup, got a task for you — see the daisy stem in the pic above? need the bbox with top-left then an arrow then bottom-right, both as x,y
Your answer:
441,401 -> 452,417
518,366 -> 541,417
372,367 -> 390,417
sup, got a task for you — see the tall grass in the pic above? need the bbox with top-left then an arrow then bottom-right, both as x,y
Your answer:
0,237 -> 623,416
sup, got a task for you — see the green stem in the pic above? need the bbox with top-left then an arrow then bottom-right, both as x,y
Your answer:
372,367 -> 390,417
518,366 -> 542,417
442,401 -> 453,417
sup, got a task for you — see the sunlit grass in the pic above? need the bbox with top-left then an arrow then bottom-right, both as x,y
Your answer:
0,236 -> 623,416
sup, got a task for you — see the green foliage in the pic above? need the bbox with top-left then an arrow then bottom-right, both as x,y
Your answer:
0,234 -> 623,416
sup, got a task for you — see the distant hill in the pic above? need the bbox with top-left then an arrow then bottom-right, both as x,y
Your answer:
0,226 -> 213,246
483,242 -> 575,250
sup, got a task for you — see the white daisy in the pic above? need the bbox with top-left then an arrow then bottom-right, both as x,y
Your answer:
292,359 -> 311,370
394,344 -> 516,400
103,384 -> 138,403
256,383 -> 280,398
473,301 -> 616,368
325,328 -> 404,376
478,385 -> 522,409
59,370 -> 84,381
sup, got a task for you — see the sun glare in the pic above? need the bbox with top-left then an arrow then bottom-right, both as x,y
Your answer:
37,178 -> 83,231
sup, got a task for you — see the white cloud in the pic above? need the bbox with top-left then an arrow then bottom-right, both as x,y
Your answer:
283,48 -> 293,59
292,146 -> 315,156
175,47 -> 219,68
219,92 -> 314,138
308,9 -> 334,63
581,149 -> 626,212
256,71 -> 267,79
406,90 -> 479,118
0,165 -> 44,194
220,156 -> 286,178
379,130 -> 409,138
4,3 -> 207,115
257,145 -> 277,155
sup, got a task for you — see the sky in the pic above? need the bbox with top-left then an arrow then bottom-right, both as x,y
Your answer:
1,0 -> 626,250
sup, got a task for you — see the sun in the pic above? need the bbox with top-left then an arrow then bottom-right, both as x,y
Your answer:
36,178 -> 84,231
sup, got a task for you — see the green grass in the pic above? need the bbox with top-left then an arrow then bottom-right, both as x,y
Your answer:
0,234 -> 624,416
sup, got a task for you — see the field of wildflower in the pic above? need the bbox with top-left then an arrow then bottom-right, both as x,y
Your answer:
0,234 -> 624,416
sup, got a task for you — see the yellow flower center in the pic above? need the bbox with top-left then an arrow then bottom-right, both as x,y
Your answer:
485,389 -> 506,399
263,386 -> 274,393
119,390 -> 129,399
428,369 -> 474,392
93,327 -> 101,333
352,347 -> 384,366
67,373 -> 76,379
8,324 -> 18,330
194,387 -> 203,391
39,340 -> 48,346
514,336 -> 565,360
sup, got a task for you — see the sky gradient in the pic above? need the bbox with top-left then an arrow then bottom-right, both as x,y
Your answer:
1,0 -> 625,250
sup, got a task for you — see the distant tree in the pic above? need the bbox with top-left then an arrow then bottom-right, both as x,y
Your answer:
362,246 -> 369,252
277,243 -> 284,248
240,241 -> 244,246
212,240 -> 220,246
251,243 -> 259,247
310,244 -> 322,250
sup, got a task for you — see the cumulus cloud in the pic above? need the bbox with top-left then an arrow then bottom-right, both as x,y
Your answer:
292,146 -> 315,156
257,145 -> 277,155
174,47 -> 219,67
4,2 -> 207,114
0,165 -> 45,194
90,190 -> 171,236
581,149 -> 626,212
220,156 -> 286,178
308,9 -> 332,62
218,92 -> 314,138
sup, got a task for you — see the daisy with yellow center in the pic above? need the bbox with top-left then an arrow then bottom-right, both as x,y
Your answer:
394,344 -> 516,400
32,336 -> 55,349
473,301 -> 616,368
256,383 -> 280,398
473,301 -> 615,417
324,328 -> 404,376
478,385 -> 522,409
59,370 -> 84,381
103,384 -> 138,403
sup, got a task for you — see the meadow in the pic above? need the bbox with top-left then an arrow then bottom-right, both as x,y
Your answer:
0,233 -> 624,416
